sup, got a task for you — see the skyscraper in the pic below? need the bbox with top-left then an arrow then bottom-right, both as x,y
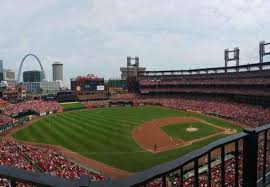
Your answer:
52,62 -> 63,81
0,60 -> 4,82
23,70 -> 43,82
3,69 -> 16,82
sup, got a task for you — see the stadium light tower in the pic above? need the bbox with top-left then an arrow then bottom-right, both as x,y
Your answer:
126,56 -> 140,92
259,41 -> 270,70
126,56 -> 140,79
224,47 -> 240,72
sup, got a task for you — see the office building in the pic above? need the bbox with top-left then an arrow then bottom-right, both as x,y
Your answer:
52,62 -> 63,81
0,60 -> 4,82
23,70 -> 43,82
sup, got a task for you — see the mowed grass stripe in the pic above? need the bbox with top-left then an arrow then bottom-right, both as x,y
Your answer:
46,116 -> 109,152
47,118 -> 93,150
68,112 -> 134,133
24,120 -> 53,143
31,118 -> 76,146
64,110 -> 144,137
12,106 -> 242,172
62,112 -> 131,139
62,113 -> 142,151
50,113 -> 136,152
54,116 -> 121,152
27,117 -> 88,149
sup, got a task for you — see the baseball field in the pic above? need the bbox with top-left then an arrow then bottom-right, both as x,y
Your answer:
11,106 -> 242,173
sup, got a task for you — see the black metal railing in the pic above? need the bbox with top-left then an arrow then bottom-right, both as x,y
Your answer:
116,132 -> 247,187
0,124 -> 270,187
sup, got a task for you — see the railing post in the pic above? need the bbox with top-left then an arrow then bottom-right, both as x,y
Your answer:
194,159 -> 199,187
10,180 -> 16,187
220,145 -> 225,187
207,152 -> 212,187
79,176 -> 90,187
180,166 -> 184,187
242,129 -> 258,187
235,140 -> 239,187
162,175 -> 166,187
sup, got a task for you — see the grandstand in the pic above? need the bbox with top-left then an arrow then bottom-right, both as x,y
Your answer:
138,62 -> 270,107
0,61 -> 269,186
0,47 -> 270,186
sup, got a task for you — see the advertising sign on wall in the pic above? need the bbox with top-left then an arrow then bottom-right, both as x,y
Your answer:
97,85 -> 105,91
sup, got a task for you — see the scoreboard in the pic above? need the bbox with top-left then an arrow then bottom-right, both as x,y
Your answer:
71,76 -> 105,92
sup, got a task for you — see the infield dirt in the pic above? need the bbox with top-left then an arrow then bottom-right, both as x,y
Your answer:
132,116 -> 236,153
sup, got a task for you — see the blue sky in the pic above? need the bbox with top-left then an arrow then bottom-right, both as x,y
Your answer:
0,0 -> 270,80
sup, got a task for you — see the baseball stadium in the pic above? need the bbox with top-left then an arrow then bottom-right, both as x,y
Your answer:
0,41 -> 269,187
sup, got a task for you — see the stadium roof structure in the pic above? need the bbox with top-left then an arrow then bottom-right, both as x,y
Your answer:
139,61 -> 270,76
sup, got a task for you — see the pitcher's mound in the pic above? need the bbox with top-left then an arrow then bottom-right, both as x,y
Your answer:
186,127 -> 198,132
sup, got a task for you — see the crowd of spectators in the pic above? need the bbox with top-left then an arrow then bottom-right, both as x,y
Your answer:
155,96 -> 270,127
0,140 -> 36,187
110,93 -> 137,100
0,99 -> 8,107
77,91 -> 109,101
16,143 -> 107,181
139,78 -> 270,86
0,99 -> 13,126
0,114 -> 14,126
2,100 -> 63,116
139,87 -> 270,97
0,140 -> 35,171
139,77 -> 270,97
81,100 -> 109,108
0,139 -> 107,186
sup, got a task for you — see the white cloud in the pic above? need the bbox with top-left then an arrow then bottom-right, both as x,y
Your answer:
0,0 -> 269,80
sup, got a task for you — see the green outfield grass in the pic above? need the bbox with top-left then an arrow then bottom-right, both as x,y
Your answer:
60,102 -> 85,111
161,122 -> 220,141
12,106 -> 242,172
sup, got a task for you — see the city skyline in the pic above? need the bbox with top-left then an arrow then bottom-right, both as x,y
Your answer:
1,0 -> 270,80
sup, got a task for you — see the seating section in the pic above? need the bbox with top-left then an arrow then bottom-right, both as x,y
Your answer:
76,91 -> 109,101
153,97 -> 270,127
2,100 -> 63,116
81,100 -> 109,108
139,77 -> 270,97
0,140 -> 107,186
0,114 -> 14,126
110,93 -> 137,101
16,144 -> 107,181
139,78 -> 270,86
140,87 -> 270,96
